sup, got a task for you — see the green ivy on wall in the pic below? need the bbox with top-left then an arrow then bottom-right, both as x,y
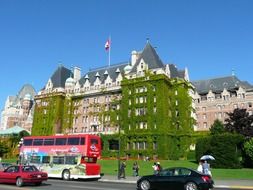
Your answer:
118,74 -> 195,160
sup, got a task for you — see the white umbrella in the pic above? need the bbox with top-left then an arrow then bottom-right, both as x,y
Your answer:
200,155 -> 215,160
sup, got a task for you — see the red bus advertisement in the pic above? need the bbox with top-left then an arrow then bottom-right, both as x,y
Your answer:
19,134 -> 101,180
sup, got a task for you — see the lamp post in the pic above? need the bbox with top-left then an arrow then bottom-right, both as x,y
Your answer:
117,125 -> 121,179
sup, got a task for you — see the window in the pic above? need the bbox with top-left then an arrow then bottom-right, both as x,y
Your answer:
67,137 -> 80,145
33,139 -> 43,146
55,138 -> 67,145
42,156 -> 50,163
30,156 -> 41,164
65,156 -> 77,165
80,137 -> 85,145
53,156 -> 64,164
24,139 -> 33,146
91,139 -> 98,145
44,138 -> 54,146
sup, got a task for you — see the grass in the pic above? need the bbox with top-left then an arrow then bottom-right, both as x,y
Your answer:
4,158 -> 253,179
98,159 -> 253,180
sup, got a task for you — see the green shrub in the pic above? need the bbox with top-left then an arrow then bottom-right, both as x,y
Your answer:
196,133 -> 244,168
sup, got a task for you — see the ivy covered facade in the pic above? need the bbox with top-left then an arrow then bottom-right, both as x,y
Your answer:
120,74 -> 194,159
32,42 -> 195,159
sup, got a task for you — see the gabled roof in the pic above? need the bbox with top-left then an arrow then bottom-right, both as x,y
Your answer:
0,126 -> 27,135
50,65 -> 72,88
192,76 -> 253,94
79,62 -> 128,85
130,42 -> 164,73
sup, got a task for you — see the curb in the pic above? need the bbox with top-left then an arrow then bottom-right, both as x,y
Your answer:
99,179 -> 253,189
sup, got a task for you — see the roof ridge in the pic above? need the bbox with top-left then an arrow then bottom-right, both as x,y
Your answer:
89,61 -> 128,72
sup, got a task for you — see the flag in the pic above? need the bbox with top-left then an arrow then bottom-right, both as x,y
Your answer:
105,39 -> 110,51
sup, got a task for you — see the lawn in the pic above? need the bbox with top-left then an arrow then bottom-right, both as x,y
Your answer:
4,158 -> 253,179
98,159 -> 253,180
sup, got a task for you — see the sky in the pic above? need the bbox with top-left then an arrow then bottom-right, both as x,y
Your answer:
0,0 -> 253,115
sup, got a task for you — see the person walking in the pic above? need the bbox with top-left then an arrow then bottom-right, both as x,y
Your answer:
203,160 -> 211,176
132,161 -> 139,177
152,162 -> 158,174
197,160 -> 203,173
156,162 -> 162,173
119,161 -> 126,179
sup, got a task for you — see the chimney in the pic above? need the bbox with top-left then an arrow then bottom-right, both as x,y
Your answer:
131,50 -> 138,66
74,67 -> 81,81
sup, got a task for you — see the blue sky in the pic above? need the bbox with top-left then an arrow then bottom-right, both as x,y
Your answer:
0,0 -> 253,114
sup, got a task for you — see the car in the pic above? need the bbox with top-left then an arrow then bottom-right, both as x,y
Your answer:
0,162 -> 13,171
137,167 -> 214,190
0,165 -> 48,187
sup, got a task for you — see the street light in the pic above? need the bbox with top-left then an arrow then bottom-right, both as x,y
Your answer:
117,125 -> 121,179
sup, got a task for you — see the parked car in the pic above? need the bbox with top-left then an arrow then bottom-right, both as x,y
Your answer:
137,167 -> 214,190
0,162 -> 13,171
0,165 -> 48,187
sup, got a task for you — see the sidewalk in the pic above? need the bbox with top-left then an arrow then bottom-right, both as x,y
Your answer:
99,175 -> 253,189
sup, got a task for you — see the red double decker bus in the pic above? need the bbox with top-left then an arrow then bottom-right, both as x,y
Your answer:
19,134 -> 101,180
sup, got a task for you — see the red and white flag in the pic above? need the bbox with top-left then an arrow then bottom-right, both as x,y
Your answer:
105,39 -> 110,51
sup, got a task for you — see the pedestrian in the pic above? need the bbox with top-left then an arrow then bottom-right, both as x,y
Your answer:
156,162 -> 162,173
152,162 -> 158,174
203,160 -> 211,176
119,161 -> 126,179
132,161 -> 139,177
197,160 -> 203,173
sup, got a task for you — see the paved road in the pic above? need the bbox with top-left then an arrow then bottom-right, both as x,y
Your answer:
0,179 -> 249,190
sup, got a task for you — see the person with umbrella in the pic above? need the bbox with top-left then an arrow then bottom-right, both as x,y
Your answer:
200,155 -> 214,176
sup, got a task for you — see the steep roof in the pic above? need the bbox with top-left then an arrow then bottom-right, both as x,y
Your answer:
79,62 -> 128,85
169,64 -> 185,78
130,42 -> 164,73
50,65 -> 72,88
192,76 -> 253,94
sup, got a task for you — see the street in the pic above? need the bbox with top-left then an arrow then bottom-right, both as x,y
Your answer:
0,179 -> 249,190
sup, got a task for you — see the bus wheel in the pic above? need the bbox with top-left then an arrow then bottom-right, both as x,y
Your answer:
62,169 -> 71,180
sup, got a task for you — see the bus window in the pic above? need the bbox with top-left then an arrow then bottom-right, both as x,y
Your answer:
55,138 -> 66,145
30,156 -> 41,164
42,156 -> 50,164
67,137 -> 80,145
23,139 -> 33,146
53,156 -> 64,164
33,139 -> 43,146
65,156 -> 78,165
80,137 -> 85,145
90,139 -> 98,145
44,138 -> 54,145
81,156 -> 97,163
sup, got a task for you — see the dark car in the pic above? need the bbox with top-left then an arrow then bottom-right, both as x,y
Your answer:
0,165 -> 48,187
137,167 -> 214,190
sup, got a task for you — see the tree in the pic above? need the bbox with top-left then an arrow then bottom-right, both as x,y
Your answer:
210,119 -> 225,135
0,141 -> 9,158
225,108 -> 253,138
244,138 -> 253,160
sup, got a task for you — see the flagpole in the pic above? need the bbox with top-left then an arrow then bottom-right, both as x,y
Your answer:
109,36 -> 111,67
